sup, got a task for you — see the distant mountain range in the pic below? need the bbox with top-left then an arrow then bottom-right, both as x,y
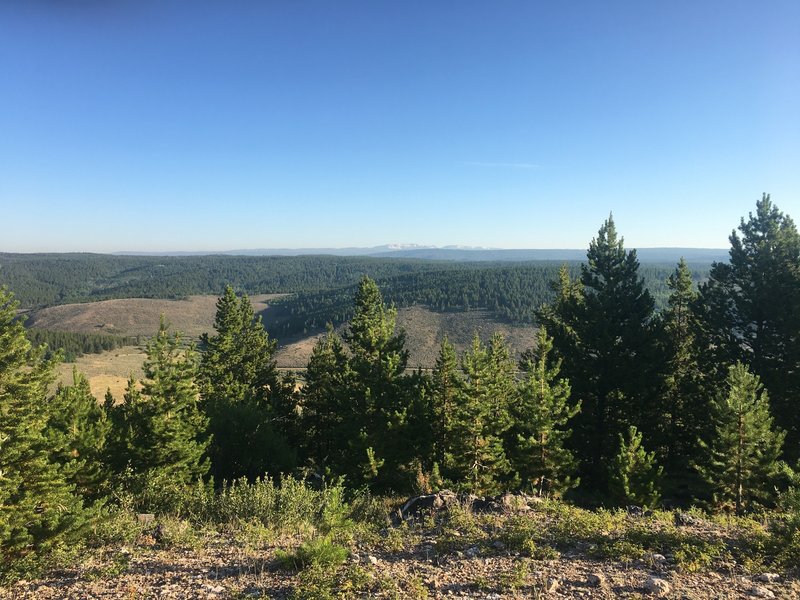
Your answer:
115,245 -> 728,264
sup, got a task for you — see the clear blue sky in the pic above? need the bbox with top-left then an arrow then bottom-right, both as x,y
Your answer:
1,1 -> 798,252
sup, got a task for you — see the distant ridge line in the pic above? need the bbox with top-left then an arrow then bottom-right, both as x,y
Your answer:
110,246 -> 728,264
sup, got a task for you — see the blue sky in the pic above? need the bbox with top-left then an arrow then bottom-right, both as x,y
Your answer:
1,1 -> 798,252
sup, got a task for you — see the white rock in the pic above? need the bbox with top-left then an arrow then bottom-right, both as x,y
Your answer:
368,555 -> 379,565
757,573 -> 780,583
645,576 -> 670,596
748,586 -> 775,598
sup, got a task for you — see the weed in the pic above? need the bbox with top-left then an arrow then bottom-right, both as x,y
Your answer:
383,523 -> 414,553
84,552 -> 131,580
275,536 -> 350,572
230,519 -> 274,550
591,538 -> 645,562
403,574 -> 430,599
500,515 -> 559,559
498,558 -> 530,592
156,516 -> 200,548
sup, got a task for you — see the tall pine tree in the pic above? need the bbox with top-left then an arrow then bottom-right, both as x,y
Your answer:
538,215 -> 658,495
448,333 -> 515,494
0,287 -> 88,574
697,363 -> 785,514
510,327 -> 580,497
107,318 -> 209,490
47,368 -> 110,501
430,337 -> 461,481
697,195 -> 800,462
300,326 -> 352,473
198,285 -> 296,481
344,276 -> 416,490
656,259 -> 708,498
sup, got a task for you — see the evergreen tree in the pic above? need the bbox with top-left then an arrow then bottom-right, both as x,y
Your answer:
300,326 -> 352,472
104,376 -> 139,476
0,287 -> 88,572
198,285 -> 296,481
448,333 -> 515,494
697,363 -> 785,514
341,276 -> 415,491
656,259 -> 708,497
430,337 -> 461,479
538,215 -> 658,494
510,327 -> 579,497
47,368 -> 110,501
609,425 -> 662,508
108,318 -> 209,488
698,195 -> 800,462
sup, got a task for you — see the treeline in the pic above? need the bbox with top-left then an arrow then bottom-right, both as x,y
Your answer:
25,328 -> 140,362
2,195 -> 798,580
0,253 -> 479,308
264,262 -> 700,338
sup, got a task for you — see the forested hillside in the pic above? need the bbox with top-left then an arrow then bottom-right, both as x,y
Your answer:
0,253 -> 468,308
0,251 -> 708,344
263,262 -> 701,338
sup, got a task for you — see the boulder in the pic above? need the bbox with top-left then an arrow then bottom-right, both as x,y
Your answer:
644,576 -> 670,597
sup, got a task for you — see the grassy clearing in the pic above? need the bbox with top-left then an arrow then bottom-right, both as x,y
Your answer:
38,298 -> 539,374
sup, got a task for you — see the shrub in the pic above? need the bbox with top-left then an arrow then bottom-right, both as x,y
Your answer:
275,536 -> 349,572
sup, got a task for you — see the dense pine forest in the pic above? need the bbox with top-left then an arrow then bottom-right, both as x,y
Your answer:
24,329 -> 141,362
1,195 -> 799,588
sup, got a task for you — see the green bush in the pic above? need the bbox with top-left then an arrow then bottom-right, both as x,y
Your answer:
769,487 -> 800,568
275,536 -> 350,571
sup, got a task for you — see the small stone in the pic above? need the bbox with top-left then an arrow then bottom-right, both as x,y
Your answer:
757,573 -> 780,583
491,540 -> 506,550
748,586 -> 775,598
674,511 -> 697,526
587,572 -> 607,587
368,555 -> 379,565
545,577 -> 559,594
648,553 -> 667,563
465,545 -> 480,558
645,576 -> 670,596
136,513 -> 155,524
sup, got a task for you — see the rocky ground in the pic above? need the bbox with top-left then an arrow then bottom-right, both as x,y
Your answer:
2,536 -> 796,599
2,493 -> 798,599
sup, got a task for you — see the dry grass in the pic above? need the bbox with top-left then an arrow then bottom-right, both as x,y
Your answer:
274,305 -> 537,369
56,347 -> 147,401
28,294 -> 285,339
44,299 -> 537,398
